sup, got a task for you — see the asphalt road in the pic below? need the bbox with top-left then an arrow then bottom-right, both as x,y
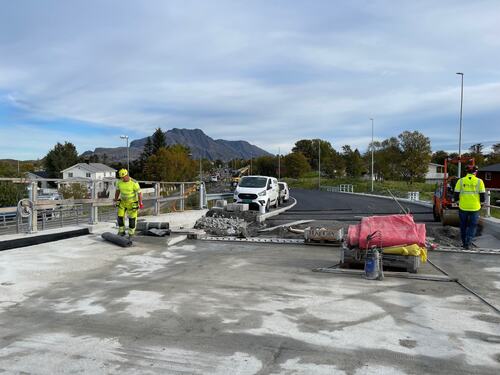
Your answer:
270,188 -> 434,224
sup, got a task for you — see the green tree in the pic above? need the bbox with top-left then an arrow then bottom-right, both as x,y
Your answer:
486,143 -> 500,165
145,145 -> 196,181
132,136 -> 155,179
467,143 -> 485,166
292,140 -> 317,168
398,131 -> 432,184
152,128 -> 167,154
431,150 -> 449,165
44,142 -> 79,178
283,152 -> 310,178
0,181 -> 25,206
254,156 -> 277,176
342,145 -> 365,178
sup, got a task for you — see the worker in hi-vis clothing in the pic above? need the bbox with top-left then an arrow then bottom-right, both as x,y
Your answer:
454,165 -> 485,249
114,169 -> 143,236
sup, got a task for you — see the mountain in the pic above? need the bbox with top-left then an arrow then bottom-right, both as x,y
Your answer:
81,128 -> 271,162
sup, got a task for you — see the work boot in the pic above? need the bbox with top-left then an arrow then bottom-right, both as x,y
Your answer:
118,227 -> 126,236
463,244 -> 470,250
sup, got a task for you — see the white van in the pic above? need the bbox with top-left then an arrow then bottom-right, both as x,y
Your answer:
234,175 -> 280,212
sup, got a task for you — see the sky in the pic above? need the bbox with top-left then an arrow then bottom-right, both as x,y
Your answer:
1,0 -> 499,160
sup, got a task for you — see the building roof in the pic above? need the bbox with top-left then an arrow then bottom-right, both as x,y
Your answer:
61,163 -> 117,173
25,171 -> 49,179
479,163 -> 500,172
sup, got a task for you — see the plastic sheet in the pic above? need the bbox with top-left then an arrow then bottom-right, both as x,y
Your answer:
347,214 -> 426,249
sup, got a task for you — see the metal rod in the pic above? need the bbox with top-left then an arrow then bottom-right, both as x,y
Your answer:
456,72 -> 464,178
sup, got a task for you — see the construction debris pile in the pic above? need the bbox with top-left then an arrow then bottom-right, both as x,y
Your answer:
194,216 -> 248,237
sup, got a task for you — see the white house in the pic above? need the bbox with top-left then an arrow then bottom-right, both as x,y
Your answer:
61,163 -> 117,198
425,163 -> 446,184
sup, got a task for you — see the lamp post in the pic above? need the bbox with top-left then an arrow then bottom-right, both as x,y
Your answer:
318,139 -> 321,190
370,118 -> 374,192
456,72 -> 464,178
278,147 -> 281,180
120,135 -> 129,171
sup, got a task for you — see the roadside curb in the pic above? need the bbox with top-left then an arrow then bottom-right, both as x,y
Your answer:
256,197 -> 297,223
332,191 -> 433,208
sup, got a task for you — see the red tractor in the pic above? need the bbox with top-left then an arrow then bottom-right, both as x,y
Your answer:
433,157 -> 475,226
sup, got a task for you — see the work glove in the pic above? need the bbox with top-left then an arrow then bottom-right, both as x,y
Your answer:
115,199 -> 121,207
139,202 -> 144,209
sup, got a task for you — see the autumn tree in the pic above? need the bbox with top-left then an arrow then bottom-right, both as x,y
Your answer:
145,145 -> 196,182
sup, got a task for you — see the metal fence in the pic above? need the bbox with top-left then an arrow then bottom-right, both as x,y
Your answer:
0,177 -> 232,235
321,184 -> 354,193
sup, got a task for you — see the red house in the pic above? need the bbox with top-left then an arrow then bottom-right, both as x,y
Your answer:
478,163 -> 500,189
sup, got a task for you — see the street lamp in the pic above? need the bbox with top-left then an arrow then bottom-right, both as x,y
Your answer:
370,118 -> 374,192
120,135 -> 129,171
456,72 -> 464,177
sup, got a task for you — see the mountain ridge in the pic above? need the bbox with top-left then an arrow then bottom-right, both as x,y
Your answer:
82,128 -> 271,162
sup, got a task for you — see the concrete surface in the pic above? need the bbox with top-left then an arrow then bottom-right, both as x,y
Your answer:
1,234 -> 499,374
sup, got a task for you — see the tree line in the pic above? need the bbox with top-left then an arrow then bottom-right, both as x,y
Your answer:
2,130 -> 499,184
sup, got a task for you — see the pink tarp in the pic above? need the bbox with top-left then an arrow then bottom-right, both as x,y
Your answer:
347,214 -> 426,249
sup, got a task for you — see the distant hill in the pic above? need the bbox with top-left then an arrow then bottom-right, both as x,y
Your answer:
82,128 -> 271,162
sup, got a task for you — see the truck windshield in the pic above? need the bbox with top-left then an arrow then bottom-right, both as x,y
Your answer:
239,177 -> 267,188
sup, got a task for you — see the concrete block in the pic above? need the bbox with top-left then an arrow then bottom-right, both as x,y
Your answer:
238,204 -> 249,212
226,203 -> 238,212
215,200 -> 228,208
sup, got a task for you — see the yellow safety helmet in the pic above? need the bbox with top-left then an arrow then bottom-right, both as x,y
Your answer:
118,169 -> 128,178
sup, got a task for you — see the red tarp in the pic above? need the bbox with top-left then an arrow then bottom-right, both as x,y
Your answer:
347,214 -> 426,249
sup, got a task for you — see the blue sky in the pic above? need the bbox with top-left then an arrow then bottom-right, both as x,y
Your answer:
1,0 -> 499,160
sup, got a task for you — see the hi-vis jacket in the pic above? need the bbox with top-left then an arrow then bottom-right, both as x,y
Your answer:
454,174 -> 485,211
116,179 -> 141,202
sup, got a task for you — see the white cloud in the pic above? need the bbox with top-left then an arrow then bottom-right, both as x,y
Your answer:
0,0 -> 499,158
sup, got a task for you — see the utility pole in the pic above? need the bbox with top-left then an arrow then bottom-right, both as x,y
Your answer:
456,72 -> 464,178
370,118 -> 374,192
278,147 -> 281,180
318,139 -> 321,190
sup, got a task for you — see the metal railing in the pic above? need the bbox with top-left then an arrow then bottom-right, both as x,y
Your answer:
321,184 -> 354,193
485,189 -> 500,218
0,176 -> 231,235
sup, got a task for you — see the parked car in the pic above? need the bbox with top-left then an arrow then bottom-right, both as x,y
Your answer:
233,175 -> 280,212
278,182 -> 290,204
